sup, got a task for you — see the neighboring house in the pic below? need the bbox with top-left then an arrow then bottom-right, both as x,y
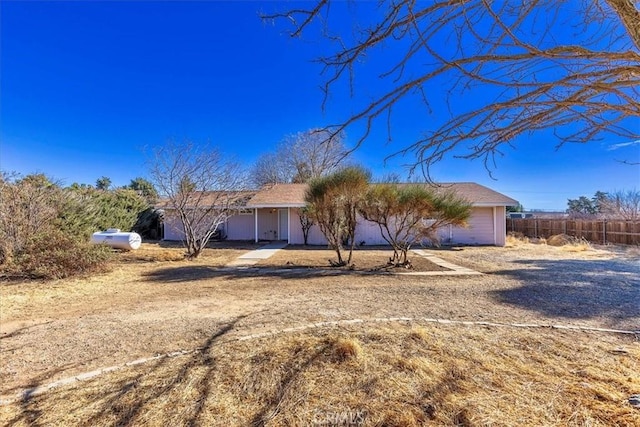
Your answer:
508,211 -> 569,219
507,212 -> 534,219
161,182 -> 518,246
528,211 -> 570,219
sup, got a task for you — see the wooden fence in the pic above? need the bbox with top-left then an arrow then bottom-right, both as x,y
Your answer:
506,218 -> 640,245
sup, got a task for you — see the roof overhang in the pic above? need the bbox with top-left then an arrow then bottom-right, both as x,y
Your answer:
246,203 -> 306,209
472,202 -> 518,207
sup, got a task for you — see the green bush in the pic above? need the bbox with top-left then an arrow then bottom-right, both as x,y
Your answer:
132,207 -> 163,240
59,187 -> 150,238
5,231 -> 113,280
1,173 -> 148,281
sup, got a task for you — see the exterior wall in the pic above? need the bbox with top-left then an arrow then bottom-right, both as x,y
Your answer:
450,207 -> 494,245
291,207 -> 501,246
289,208 -> 327,245
163,213 -> 185,241
226,212 -> 255,240
354,216 -> 390,246
162,210 -> 252,241
165,206 -> 508,246
494,206 -> 507,246
257,208 -> 279,241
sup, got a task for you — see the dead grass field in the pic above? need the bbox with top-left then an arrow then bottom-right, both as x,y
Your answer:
1,324 -> 638,426
1,241 -> 638,425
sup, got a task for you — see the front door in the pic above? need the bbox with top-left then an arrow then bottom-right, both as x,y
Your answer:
278,209 -> 288,241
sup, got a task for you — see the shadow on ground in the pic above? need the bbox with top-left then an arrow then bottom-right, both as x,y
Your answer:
2,316 -> 247,427
141,265 -> 394,283
490,258 -> 639,328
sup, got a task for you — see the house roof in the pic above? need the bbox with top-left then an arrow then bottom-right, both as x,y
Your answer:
420,182 -> 518,206
245,182 -> 517,207
156,190 -> 257,209
157,182 -> 517,209
246,183 -> 308,208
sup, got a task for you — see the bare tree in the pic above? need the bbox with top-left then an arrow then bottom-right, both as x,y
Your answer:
250,152 -> 294,188
251,128 -> 350,187
149,140 -> 248,259
602,189 -> 640,220
264,1 -> 640,176
298,206 -> 314,246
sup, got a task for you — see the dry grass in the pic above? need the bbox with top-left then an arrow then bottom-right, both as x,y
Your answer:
561,242 -> 592,253
119,246 -> 187,262
506,233 -> 548,246
505,232 -> 529,247
0,243 -> 248,322
547,234 -> 592,253
507,233 -> 592,253
1,323 -> 638,426
1,241 -> 637,425
259,245 -> 449,272
118,241 -> 261,263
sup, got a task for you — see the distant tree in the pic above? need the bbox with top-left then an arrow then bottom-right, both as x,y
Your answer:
305,166 -> 370,266
251,128 -> 350,187
127,177 -> 159,203
567,196 -> 598,217
69,182 -> 93,190
601,189 -> 640,220
96,176 -> 112,191
265,1 -> 640,175
506,203 -> 525,213
251,152 -> 293,188
360,184 -> 471,265
149,140 -> 247,259
592,191 -> 610,214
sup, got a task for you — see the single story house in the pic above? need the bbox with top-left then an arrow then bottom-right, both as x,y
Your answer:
162,182 -> 518,246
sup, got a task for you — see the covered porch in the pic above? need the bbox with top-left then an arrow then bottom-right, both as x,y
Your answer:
252,207 -> 291,242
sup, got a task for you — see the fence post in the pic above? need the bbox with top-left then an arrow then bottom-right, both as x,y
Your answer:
563,220 -> 566,235
603,219 -> 606,245
534,219 -> 538,238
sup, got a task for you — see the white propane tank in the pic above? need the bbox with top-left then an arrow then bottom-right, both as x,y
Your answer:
91,228 -> 142,250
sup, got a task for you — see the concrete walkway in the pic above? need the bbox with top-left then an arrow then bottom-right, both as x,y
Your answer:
411,249 -> 482,275
226,241 -> 288,267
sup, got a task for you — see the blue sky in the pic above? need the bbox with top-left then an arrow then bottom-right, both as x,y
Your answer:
1,1 -> 638,210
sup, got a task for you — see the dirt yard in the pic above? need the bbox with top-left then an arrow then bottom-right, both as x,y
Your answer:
256,245 -> 449,271
1,241 -> 638,425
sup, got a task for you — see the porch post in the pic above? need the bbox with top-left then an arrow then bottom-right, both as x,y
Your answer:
254,208 -> 259,242
277,209 -> 281,241
287,207 -> 291,244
